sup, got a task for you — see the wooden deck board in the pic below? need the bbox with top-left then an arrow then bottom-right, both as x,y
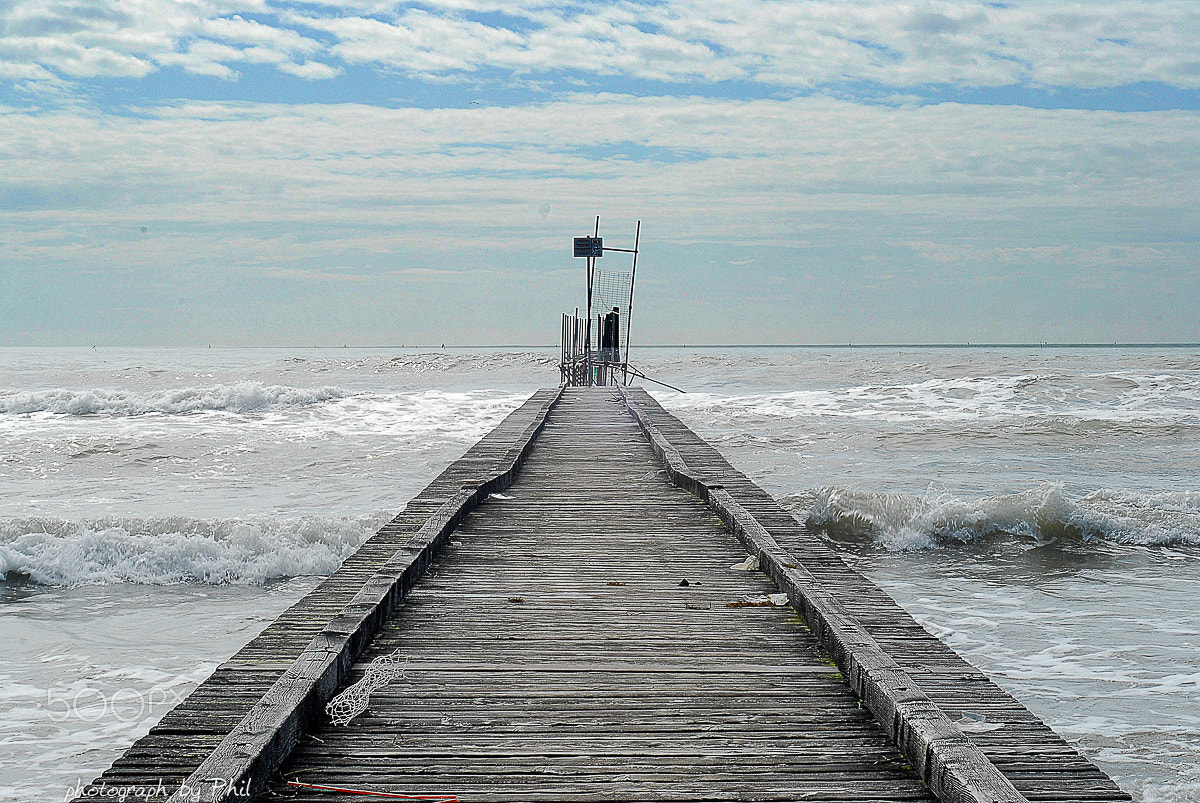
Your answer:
619,387 -> 1130,803
72,389 -> 563,802
76,386 -> 1131,803
266,388 -> 937,803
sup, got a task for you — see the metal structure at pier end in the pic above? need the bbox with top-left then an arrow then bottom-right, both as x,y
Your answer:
561,216 -> 640,386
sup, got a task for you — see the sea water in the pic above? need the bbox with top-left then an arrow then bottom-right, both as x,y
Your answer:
2,346 -> 1197,802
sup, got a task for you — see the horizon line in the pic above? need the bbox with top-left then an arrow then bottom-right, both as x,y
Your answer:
9,342 -> 1200,350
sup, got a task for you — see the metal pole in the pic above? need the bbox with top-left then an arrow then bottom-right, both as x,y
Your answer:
584,259 -> 592,386
584,215 -> 599,386
623,219 -> 640,385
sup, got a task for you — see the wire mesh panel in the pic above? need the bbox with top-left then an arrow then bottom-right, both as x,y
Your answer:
594,269 -> 633,351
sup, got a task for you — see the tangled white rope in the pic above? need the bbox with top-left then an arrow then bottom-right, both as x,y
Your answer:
325,651 -> 408,726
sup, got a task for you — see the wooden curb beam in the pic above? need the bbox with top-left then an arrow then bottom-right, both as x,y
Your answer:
618,386 -> 1031,803
166,388 -> 564,803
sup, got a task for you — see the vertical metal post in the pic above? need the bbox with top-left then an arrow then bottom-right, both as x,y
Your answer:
623,219 -> 641,385
574,307 -> 582,386
584,215 -> 599,386
561,312 -> 571,385
597,312 -> 606,385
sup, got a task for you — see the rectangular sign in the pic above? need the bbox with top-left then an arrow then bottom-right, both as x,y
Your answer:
573,237 -> 603,258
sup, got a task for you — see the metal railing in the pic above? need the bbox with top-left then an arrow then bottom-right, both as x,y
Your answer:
560,311 -> 626,386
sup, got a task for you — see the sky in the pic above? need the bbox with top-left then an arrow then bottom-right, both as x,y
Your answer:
2,1 -> 1199,346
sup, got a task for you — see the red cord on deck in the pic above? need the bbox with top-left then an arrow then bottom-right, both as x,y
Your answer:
286,780 -> 457,801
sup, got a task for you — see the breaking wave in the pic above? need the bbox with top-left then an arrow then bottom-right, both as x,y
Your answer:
271,351 -> 559,378
792,485 -> 1200,551
0,382 -> 351,417
375,351 -> 559,373
0,512 -> 388,585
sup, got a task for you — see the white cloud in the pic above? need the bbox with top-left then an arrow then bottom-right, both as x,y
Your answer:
3,95 -> 1196,264
324,1 -> 1198,89
154,39 -> 241,78
293,9 -> 526,73
200,14 -> 318,52
2,3 -> 1197,345
0,58 -> 54,80
3,1 -> 1200,91
0,0 -> 324,81
0,33 -> 156,78
5,95 -> 1197,345
278,58 -> 340,79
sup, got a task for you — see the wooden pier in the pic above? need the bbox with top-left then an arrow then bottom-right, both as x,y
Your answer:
79,387 -> 1132,803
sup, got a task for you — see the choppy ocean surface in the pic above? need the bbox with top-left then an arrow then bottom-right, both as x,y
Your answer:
2,346 -> 1197,802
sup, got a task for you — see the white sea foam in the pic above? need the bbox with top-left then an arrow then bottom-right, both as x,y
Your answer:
0,382 -> 351,417
665,374 -> 1200,427
799,484 -> 1200,550
1135,780 -> 1200,803
0,512 -> 388,585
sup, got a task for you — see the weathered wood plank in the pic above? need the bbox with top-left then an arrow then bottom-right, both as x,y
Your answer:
620,387 -> 1131,803
78,386 -> 1131,803
266,388 -> 939,803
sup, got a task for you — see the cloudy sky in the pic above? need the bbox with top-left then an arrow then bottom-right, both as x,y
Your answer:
2,1 -> 1198,346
